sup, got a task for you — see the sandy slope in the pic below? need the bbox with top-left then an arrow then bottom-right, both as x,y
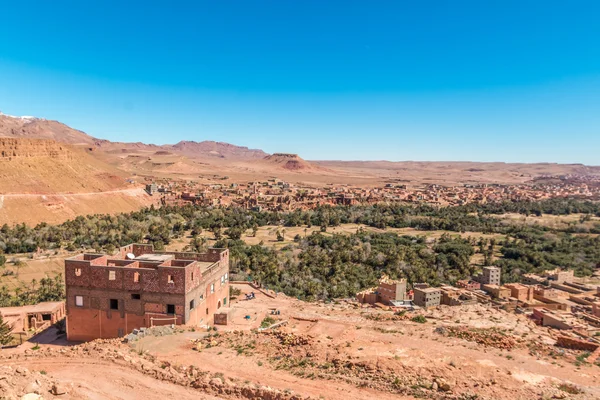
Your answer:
0,188 -> 156,225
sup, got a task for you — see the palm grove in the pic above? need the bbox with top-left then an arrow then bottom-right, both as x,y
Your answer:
0,199 -> 599,304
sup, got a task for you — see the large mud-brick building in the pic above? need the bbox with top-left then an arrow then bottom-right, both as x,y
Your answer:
65,243 -> 229,341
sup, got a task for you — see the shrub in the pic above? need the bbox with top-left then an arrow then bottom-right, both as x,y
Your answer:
411,315 -> 427,324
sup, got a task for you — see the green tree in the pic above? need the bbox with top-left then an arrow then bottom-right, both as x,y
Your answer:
0,315 -> 13,347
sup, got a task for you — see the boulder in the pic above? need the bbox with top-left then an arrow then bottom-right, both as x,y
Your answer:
20,394 -> 42,400
51,383 -> 69,395
23,381 -> 42,394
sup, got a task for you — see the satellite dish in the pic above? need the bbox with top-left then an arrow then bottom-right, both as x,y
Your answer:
126,253 -> 135,260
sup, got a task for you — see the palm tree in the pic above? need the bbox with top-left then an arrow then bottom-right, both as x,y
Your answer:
0,315 -> 13,348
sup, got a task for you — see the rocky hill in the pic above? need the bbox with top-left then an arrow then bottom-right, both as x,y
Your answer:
170,140 -> 268,159
0,138 -> 127,194
262,153 -> 315,171
0,112 -> 271,160
0,112 -> 96,145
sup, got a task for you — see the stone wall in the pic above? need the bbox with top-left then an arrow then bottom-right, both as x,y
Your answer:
556,335 -> 599,352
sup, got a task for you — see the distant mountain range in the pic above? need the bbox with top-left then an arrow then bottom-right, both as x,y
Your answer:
0,111 -> 268,160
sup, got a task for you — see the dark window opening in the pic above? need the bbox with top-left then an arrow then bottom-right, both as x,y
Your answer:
189,299 -> 195,309
167,304 -> 175,314
110,299 -> 119,310
206,308 -> 209,315
42,314 -> 52,321
131,293 -> 141,300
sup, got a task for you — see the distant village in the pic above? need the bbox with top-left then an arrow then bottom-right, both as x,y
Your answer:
144,174 -> 600,211
357,266 -> 600,358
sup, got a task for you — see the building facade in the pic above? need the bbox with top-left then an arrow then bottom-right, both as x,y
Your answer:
65,243 -> 229,341
413,287 -> 441,308
0,301 -> 65,333
482,266 -> 501,286
504,283 -> 534,302
482,284 -> 510,299
356,275 -> 407,306
377,276 -> 407,304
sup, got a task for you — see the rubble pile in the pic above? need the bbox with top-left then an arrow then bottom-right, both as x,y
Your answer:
263,331 -> 312,347
124,325 -> 175,343
363,311 -> 411,322
0,365 -> 71,399
435,326 -> 518,350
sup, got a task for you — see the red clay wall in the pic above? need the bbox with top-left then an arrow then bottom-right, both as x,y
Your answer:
556,336 -> 599,352
66,307 -> 170,341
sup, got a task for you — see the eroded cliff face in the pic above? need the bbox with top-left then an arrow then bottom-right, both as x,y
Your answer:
0,137 -> 128,196
0,138 -> 74,161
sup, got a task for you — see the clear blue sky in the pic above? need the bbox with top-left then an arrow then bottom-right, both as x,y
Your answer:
1,1 -> 599,164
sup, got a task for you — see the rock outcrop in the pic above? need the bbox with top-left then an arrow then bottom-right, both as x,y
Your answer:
0,138 -> 74,161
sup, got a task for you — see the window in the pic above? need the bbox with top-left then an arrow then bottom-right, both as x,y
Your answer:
131,293 -> 141,300
167,274 -> 174,284
133,272 -> 140,283
166,304 -> 175,314
206,308 -> 209,315
108,271 -> 116,280
75,268 -> 82,276
225,273 -> 228,281
191,272 -> 194,280
189,299 -> 195,309
210,283 -> 215,293
110,299 -> 119,310
221,275 -> 225,285
42,314 -> 52,321
223,297 -> 227,306
75,296 -> 83,307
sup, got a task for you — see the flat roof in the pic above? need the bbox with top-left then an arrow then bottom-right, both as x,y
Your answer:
198,261 -> 218,272
0,301 -> 64,315
135,254 -> 174,262
416,287 -> 441,293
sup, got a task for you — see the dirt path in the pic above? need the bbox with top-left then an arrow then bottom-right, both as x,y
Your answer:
5,358 -> 222,400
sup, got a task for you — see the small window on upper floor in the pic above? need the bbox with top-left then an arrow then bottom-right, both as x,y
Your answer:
168,274 -> 174,284
75,295 -> 83,307
133,272 -> 140,283
131,293 -> 141,300
225,273 -> 228,281
75,268 -> 82,277
109,271 -> 116,280
191,271 -> 194,281
221,275 -> 225,285
210,283 -> 215,293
